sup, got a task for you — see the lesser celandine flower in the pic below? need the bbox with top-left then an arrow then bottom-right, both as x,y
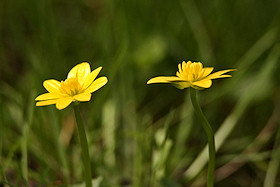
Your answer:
36,62 -> 108,187
147,60 -> 235,187
147,60 -> 235,89
35,62 -> 108,110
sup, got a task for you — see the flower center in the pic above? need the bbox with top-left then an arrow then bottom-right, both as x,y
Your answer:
60,77 -> 82,96
177,62 -> 205,82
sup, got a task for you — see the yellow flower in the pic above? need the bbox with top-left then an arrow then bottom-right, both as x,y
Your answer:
35,62 -> 108,110
147,60 -> 235,89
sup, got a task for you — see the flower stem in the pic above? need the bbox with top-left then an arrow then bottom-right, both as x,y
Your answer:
73,104 -> 92,187
190,88 -> 215,187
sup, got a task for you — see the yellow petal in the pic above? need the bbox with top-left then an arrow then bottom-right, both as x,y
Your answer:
43,79 -> 61,94
218,75 -> 232,78
187,64 -> 195,82
74,93 -> 91,102
172,81 -> 191,89
184,61 -> 192,69
82,67 -> 102,89
192,79 -> 212,88
84,77 -> 108,93
67,62 -> 91,85
178,62 -> 183,73
193,62 -> 203,73
206,69 -> 236,80
56,97 -> 73,110
35,93 -> 62,101
147,76 -> 184,84
201,67 -> 214,78
36,99 -> 58,106
186,61 -> 192,66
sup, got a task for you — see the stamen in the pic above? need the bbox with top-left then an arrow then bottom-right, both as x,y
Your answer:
59,77 -> 82,96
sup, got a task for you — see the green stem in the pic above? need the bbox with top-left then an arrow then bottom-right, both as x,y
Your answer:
190,88 -> 215,187
73,104 -> 92,187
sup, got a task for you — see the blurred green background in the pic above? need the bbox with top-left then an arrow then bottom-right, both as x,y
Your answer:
1,0 -> 280,186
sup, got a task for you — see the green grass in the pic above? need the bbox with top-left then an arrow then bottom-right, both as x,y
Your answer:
1,0 -> 280,186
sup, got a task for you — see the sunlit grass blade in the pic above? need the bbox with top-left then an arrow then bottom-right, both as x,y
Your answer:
179,0 -> 215,62
102,99 -> 116,167
216,104 -> 279,181
207,28 -> 278,102
152,111 -> 175,187
48,108 -> 71,184
169,97 -> 194,176
264,104 -> 280,187
21,90 -> 36,186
